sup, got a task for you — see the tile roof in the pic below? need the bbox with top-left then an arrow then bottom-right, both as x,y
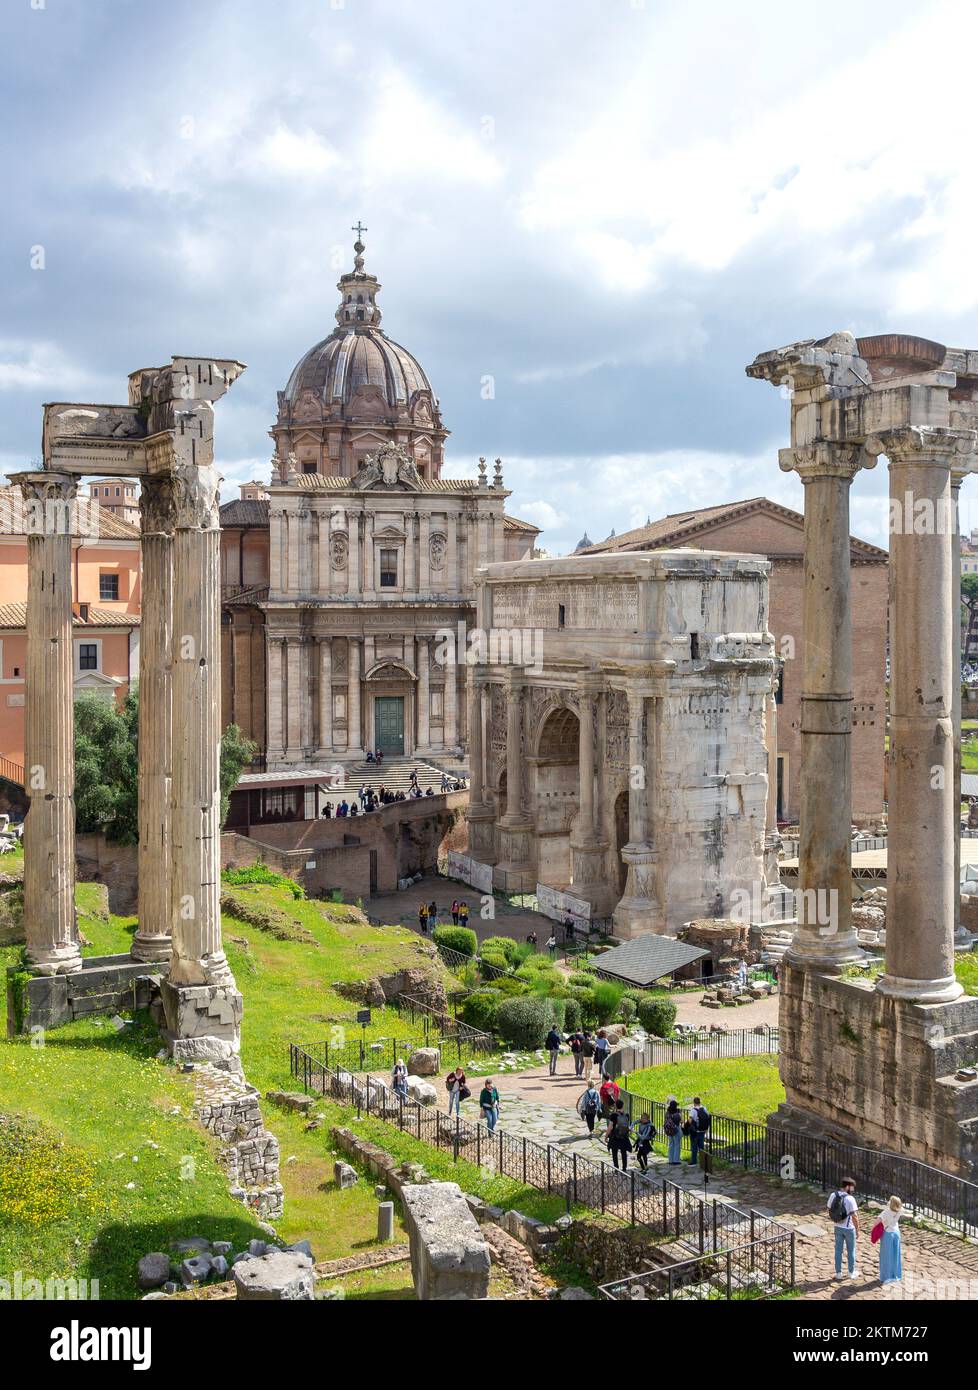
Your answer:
503,513 -> 541,533
288,475 -> 484,493
592,935 -> 708,987
0,602 -> 139,630
0,485 -> 139,540
582,497 -> 887,561
220,498 -> 270,526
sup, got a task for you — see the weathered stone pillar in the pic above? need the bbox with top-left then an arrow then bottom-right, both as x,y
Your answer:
417,637 -> 430,749
571,672 -> 613,915
363,512 -> 375,594
465,669 -> 496,864
162,452 -> 242,1068
952,466 -> 971,942
405,512 -> 417,592
879,428 -> 973,1002
444,663 -> 458,749
285,637 -> 302,763
347,514 -> 360,596
132,476 -> 175,964
446,512 -> 458,592
495,670 -> 534,891
419,513 -> 431,591
613,685 -> 662,937
266,635 -> 285,763
316,636 -> 332,757
347,638 -> 363,756
15,472 -> 81,975
779,443 -> 871,968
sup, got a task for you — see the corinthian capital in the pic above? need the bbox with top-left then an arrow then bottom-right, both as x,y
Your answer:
139,474 -> 179,535
171,462 -> 223,530
778,443 -> 877,481
879,426 -> 977,467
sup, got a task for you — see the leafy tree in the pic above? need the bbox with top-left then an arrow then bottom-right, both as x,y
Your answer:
73,685 -> 255,843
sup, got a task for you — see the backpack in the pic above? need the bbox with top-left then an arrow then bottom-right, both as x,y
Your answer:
829,1190 -> 850,1224
695,1106 -> 711,1133
664,1113 -> 679,1137
581,1091 -> 598,1116
613,1112 -> 631,1139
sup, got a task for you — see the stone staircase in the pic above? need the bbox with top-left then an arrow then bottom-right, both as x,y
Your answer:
339,755 -> 467,797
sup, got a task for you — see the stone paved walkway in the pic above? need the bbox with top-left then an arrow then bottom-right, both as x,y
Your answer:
452,1079 -> 978,1301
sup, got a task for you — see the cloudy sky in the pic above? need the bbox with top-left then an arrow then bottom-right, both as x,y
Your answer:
4,0 -> 978,552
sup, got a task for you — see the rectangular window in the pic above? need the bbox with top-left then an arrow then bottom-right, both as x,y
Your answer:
380,548 -> 398,587
79,643 -> 98,671
99,573 -> 120,601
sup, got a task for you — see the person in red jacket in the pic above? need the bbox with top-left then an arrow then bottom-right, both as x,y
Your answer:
599,1074 -> 620,1121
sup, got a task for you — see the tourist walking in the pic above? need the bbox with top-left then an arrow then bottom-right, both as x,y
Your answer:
635,1113 -> 656,1172
546,933 -> 557,960
569,1029 -> 584,1077
418,901 -> 429,934
428,900 -> 439,930
598,1073 -> 620,1121
445,1066 -> 468,1117
593,1028 -> 611,1077
664,1097 -> 682,1165
545,1024 -> 562,1076
581,1030 -> 596,1081
479,1078 -> 500,1134
458,901 -> 470,928
392,1057 -> 408,1100
451,899 -> 460,925
686,1095 -> 710,1167
828,1177 -> 860,1280
578,1080 -> 601,1134
605,1101 -> 632,1171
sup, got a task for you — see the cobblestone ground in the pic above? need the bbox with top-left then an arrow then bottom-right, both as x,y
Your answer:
455,1076 -> 978,1302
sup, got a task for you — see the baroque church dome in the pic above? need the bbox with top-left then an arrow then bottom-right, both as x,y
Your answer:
272,230 -> 447,481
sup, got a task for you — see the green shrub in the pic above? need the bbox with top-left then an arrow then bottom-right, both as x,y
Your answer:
618,997 -> 637,1026
495,996 -> 556,1049
637,994 -> 677,1038
589,979 -> 624,1023
516,954 -> 553,973
460,990 -> 501,1032
562,997 -> 582,1032
480,935 -> 519,965
433,924 -> 478,957
490,976 -> 529,997
568,971 -> 596,989
479,950 -> 509,973
550,997 -> 566,1031
510,941 -> 536,968
222,863 -> 304,898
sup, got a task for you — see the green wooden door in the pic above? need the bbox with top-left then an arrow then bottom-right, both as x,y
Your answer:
374,696 -> 405,755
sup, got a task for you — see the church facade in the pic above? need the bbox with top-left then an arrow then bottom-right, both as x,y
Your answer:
220,235 -> 539,767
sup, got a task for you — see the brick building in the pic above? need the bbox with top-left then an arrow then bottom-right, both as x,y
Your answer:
583,497 -> 887,823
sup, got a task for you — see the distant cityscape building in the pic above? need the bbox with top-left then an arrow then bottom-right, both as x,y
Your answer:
87,477 -> 140,527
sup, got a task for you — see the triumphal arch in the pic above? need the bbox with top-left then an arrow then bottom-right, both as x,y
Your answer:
464,550 -> 781,935
13,357 -> 245,1069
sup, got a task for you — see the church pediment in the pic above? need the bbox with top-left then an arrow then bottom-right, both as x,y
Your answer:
365,659 -> 417,682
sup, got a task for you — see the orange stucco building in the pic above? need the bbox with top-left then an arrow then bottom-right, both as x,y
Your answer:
0,486 -> 141,771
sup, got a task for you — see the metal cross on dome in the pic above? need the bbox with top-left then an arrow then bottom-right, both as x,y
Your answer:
351,221 -> 367,240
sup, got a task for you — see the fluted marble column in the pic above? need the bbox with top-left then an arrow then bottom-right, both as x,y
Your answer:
15,472 -> 81,975
285,637 -> 302,762
444,662 -> 458,749
419,514 -> 431,591
879,428 -> 975,1002
495,670 -> 534,889
316,636 -> 332,757
266,635 -> 285,762
780,443 -> 873,969
168,467 -> 234,992
132,476 -> 175,964
570,673 -> 612,912
952,466 -> 970,942
612,686 -> 663,937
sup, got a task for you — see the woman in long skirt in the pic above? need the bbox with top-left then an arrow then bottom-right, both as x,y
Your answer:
879,1195 -> 903,1285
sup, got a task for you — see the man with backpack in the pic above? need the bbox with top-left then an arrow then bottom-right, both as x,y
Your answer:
605,1100 -> 633,1170
545,1024 -> 562,1076
687,1095 -> 711,1167
828,1177 -> 860,1279
578,1080 -> 601,1135
569,1029 -> 585,1077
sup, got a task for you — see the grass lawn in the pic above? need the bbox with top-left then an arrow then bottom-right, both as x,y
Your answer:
0,878 -> 445,1297
623,1054 -> 785,1126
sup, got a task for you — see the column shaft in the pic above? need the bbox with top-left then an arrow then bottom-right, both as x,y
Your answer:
317,637 -> 332,756
417,638 -> 430,748
347,638 -> 362,755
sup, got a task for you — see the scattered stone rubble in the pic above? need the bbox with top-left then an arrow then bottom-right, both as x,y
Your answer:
139,1235 -> 314,1297
193,1064 -> 283,1219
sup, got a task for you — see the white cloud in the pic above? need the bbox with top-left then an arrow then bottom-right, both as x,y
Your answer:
0,342 -> 101,394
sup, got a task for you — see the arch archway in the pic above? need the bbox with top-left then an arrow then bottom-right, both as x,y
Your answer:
614,788 -> 629,897
534,706 -> 580,888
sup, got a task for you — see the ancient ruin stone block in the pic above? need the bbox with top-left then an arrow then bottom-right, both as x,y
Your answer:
401,1181 -> 491,1301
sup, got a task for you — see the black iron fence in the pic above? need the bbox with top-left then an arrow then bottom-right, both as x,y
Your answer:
599,1231 -> 795,1301
435,941 -> 511,981
292,1032 -> 482,1074
616,1084 -> 978,1238
608,1027 -> 779,1076
395,993 -> 497,1055
288,1042 -> 795,1285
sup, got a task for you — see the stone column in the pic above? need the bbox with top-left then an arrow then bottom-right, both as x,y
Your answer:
316,637 -> 332,757
612,686 -> 662,937
132,476 -> 175,964
266,635 -> 285,763
495,670 -> 534,890
417,637 -> 430,749
347,638 -> 363,756
299,636 -> 313,754
570,673 -> 613,914
347,515 -> 360,596
878,428 -> 974,1002
466,669 -> 496,863
779,444 -> 871,968
419,513 -> 431,591
15,472 -> 81,975
363,512 -> 375,594
762,676 -> 784,894
952,467 -> 971,942
163,455 -> 242,1070
286,510 -> 300,592
446,512 -> 458,592
444,663 -> 458,750
405,512 -> 417,593
285,637 -> 302,762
